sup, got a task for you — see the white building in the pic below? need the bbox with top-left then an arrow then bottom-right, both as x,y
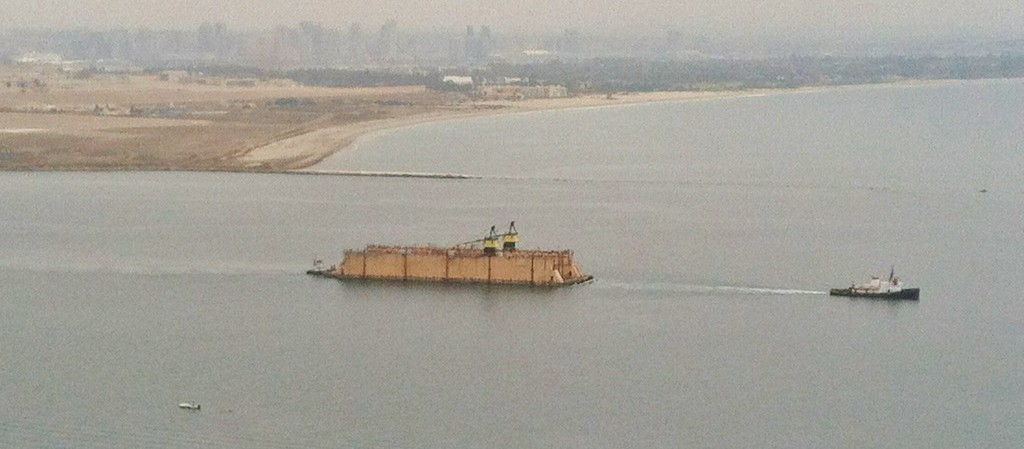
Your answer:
442,75 -> 474,86
17,52 -> 63,65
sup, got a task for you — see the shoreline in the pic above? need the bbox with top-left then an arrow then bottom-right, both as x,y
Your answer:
252,79 -> 964,172
246,90 -> 788,170
1,79 -> 970,173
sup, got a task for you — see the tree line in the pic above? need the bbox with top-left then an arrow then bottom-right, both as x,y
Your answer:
153,55 -> 1024,91
487,55 -> 1024,92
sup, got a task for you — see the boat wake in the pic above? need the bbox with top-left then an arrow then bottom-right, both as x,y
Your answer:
596,280 -> 826,296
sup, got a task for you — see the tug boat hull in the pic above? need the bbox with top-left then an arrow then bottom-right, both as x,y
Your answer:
829,288 -> 920,300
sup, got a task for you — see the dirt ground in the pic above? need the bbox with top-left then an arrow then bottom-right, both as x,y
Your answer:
0,66 -> 811,172
0,70 -> 455,170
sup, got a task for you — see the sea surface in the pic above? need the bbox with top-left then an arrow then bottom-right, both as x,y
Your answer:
2,79 -> 1023,448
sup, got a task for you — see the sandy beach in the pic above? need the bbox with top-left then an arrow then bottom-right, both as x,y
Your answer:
0,72 -> 951,172
238,80 -> 964,171
238,90 -> 780,170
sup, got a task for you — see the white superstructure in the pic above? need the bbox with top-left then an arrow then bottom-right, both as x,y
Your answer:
849,268 -> 904,294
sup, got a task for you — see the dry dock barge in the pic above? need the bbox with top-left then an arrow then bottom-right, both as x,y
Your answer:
308,222 -> 593,287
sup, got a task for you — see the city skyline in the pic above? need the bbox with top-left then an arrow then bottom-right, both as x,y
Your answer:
1,0 -> 1022,41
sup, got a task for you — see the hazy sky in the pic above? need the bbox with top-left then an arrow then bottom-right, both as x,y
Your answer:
1,0 -> 1021,39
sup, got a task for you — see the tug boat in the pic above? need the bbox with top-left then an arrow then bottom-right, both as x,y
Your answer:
830,268 -> 919,300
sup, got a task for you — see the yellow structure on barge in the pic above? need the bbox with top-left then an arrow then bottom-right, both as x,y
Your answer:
309,223 -> 593,286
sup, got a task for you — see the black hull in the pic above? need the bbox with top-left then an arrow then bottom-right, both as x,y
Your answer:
829,288 -> 919,300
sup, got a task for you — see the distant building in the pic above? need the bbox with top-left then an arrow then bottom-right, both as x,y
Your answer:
158,70 -> 191,82
555,29 -> 583,58
17,52 -> 63,65
89,59 -> 142,73
442,75 -> 474,86
376,20 -> 399,62
465,25 -> 494,62
476,84 -> 567,100
225,78 -> 258,87
519,85 -> 568,99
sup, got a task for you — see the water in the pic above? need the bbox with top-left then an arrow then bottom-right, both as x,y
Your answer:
2,80 -> 1023,448
317,80 -> 1024,190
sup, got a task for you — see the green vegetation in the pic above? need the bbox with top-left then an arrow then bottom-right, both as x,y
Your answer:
155,55 -> 1024,92
146,65 -> 430,87
488,55 -> 1024,92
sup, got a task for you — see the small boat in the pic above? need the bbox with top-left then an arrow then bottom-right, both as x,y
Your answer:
178,402 -> 201,411
830,268 -> 919,300
306,257 -> 334,276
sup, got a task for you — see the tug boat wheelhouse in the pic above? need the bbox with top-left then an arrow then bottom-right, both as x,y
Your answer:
830,268 -> 920,300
